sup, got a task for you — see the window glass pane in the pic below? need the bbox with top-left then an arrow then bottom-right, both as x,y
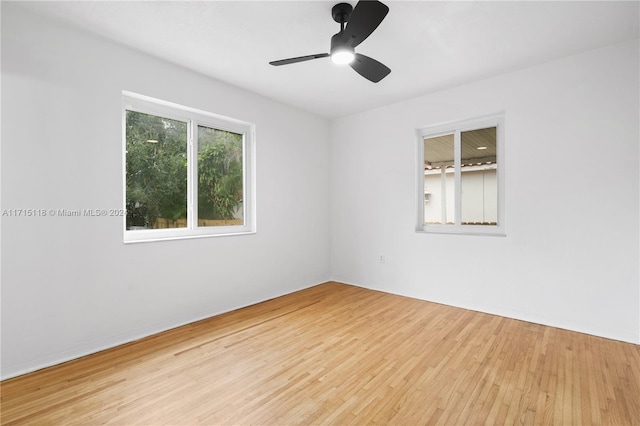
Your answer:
423,133 -> 454,225
197,126 -> 244,227
125,110 -> 188,230
461,127 -> 497,225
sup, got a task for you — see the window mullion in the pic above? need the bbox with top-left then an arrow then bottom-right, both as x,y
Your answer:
188,121 -> 197,230
241,134 -> 248,225
454,130 -> 462,226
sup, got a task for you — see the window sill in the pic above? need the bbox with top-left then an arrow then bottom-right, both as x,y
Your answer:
124,227 -> 256,244
416,225 -> 506,237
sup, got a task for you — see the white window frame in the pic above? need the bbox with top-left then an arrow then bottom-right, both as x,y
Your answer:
122,91 -> 256,243
416,113 -> 505,236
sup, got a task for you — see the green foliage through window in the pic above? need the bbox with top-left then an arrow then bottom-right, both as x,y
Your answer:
125,111 -> 244,230
198,126 -> 244,222
126,111 -> 188,229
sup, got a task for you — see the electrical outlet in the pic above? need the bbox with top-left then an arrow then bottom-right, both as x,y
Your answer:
379,255 -> 385,263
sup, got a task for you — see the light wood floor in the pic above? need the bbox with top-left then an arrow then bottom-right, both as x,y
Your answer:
2,282 -> 639,425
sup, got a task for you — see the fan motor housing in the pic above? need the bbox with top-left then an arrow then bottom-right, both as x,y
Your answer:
330,32 -> 354,55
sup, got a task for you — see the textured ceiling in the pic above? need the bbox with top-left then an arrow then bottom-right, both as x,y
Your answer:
11,1 -> 640,119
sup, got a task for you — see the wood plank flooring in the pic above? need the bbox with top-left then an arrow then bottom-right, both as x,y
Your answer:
2,282 -> 639,425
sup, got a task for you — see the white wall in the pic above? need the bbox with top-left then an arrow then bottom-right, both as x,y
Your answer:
330,39 -> 640,344
1,4 -> 331,379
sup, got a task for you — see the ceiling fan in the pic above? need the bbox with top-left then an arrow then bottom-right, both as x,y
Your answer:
269,1 -> 391,83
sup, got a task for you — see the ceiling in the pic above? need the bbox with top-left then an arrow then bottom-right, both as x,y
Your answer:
13,1 -> 639,119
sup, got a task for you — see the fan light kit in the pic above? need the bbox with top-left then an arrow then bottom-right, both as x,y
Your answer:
269,1 -> 391,83
331,47 -> 355,65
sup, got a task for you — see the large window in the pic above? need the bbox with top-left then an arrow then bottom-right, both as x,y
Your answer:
416,114 -> 504,236
123,92 -> 255,242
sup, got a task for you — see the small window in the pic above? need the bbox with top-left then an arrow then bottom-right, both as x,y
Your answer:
123,92 -> 255,243
416,114 -> 504,236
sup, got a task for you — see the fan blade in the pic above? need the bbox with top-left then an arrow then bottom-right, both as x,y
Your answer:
341,0 -> 389,48
349,53 -> 390,83
269,53 -> 329,66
